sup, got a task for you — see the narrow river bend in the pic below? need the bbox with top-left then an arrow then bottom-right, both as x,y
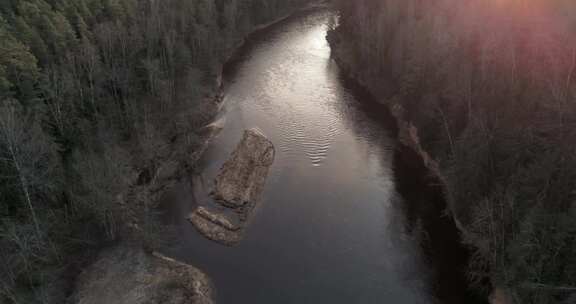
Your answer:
163,9 -> 435,304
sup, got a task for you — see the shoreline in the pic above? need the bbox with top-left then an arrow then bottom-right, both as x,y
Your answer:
70,3 -> 330,303
327,27 -> 489,304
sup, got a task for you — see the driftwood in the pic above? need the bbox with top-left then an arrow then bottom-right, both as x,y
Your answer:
188,209 -> 242,246
188,129 -> 275,246
194,206 -> 239,231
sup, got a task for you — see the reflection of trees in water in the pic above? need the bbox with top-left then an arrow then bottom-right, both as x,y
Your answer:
393,144 -> 487,304
323,55 -> 484,303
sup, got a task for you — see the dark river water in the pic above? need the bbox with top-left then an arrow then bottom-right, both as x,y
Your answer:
163,9 -> 436,304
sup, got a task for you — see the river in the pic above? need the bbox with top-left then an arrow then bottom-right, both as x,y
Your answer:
162,9 -> 437,304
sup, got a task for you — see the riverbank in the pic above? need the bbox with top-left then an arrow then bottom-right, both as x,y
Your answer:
327,23 -> 488,304
328,1 -> 576,302
68,3 -> 331,303
332,0 -> 576,303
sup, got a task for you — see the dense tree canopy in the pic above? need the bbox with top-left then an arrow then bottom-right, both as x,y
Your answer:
0,0 -> 305,302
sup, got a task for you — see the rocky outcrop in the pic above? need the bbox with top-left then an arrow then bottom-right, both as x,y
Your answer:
71,246 -> 213,304
189,129 -> 275,246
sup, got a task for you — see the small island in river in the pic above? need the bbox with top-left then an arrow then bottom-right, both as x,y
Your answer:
189,128 -> 276,246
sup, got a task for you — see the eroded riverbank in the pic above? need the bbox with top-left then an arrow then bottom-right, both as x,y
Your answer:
327,17 -> 489,304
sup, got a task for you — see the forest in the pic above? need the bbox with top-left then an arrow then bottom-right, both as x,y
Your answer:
331,0 -> 576,303
3,0 -> 576,303
0,0 -> 305,302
